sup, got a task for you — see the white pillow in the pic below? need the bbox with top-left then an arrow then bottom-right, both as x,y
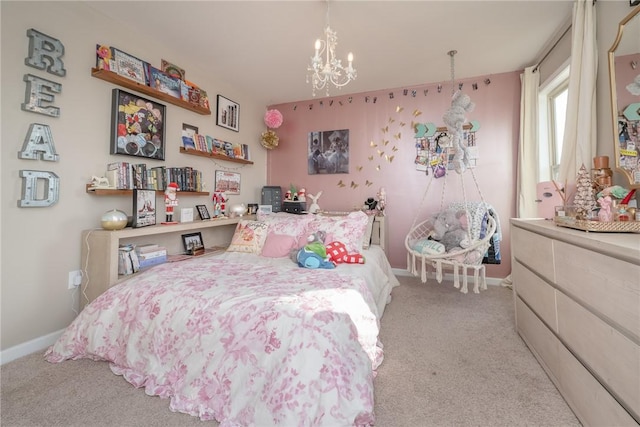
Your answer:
306,211 -> 369,253
257,212 -> 313,240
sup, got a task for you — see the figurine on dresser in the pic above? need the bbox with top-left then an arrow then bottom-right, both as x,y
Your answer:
597,196 -> 613,222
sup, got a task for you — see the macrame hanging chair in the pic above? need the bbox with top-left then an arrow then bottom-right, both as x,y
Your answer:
405,50 -> 497,294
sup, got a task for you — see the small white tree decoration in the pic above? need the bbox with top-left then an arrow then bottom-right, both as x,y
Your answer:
573,164 -> 596,219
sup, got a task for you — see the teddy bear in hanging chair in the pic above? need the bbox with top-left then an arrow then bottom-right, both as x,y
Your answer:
442,90 -> 475,174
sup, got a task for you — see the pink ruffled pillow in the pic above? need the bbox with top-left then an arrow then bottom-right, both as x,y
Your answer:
257,212 -> 313,240
261,233 -> 297,258
305,211 -> 369,253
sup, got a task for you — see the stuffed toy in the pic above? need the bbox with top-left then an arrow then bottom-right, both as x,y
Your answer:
291,231 -> 335,269
296,248 -> 335,269
325,241 -> 365,264
430,209 -> 471,252
442,91 -> 474,174
308,191 -> 322,214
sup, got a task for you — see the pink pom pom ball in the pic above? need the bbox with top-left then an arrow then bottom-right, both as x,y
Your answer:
264,109 -> 283,129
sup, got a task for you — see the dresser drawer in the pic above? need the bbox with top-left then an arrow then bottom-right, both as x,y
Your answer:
515,296 -> 561,383
513,261 -> 558,332
558,342 -> 638,426
511,226 -> 555,283
554,240 -> 640,341
557,292 -> 640,419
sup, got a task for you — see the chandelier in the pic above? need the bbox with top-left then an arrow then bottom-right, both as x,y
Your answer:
306,2 -> 356,97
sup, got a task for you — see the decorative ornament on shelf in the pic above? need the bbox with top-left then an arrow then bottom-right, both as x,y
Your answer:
260,109 -> 283,150
101,209 -> 128,230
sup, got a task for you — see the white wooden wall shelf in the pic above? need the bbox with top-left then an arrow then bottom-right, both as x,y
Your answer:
179,147 -> 254,165
91,68 -> 211,115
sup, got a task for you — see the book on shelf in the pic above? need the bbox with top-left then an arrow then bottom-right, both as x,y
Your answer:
118,244 -> 139,275
137,249 -> 167,260
135,244 -> 161,254
107,161 -> 131,189
195,134 -> 207,152
149,66 -> 181,99
138,255 -> 167,269
181,134 -> 196,150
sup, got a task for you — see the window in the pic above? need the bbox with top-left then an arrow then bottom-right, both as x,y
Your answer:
538,65 -> 569,182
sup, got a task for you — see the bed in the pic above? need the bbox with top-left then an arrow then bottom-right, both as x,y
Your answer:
46,210 -> 399,427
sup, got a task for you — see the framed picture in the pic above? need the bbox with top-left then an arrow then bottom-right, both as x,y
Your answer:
132,189 -> 156,228
180,207 -> 194,223
258,204 -> 273,214
182,232 -> 204,253
308,129 -> 350,174
247,203 -> 259,215
111,88 -> 166,160
216,95 -> 240,132
112,48 -> 148,85
196,204 -> 211,220
214,170 -> 241,194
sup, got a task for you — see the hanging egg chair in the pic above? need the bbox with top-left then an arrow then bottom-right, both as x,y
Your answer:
404,50 -> 499,294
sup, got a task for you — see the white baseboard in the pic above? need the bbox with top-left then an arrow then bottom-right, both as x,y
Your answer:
0,329 -> 65,365
391,267 -> 506,287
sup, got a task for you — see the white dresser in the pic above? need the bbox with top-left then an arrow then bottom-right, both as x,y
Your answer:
510,219 -> 639,426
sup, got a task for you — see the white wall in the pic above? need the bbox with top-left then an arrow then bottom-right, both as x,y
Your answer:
0,1 -> 267,358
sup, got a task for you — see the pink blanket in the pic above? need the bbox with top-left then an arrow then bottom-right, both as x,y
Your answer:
46,255 -> 383,426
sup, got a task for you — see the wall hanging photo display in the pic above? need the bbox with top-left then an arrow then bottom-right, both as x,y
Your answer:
308,129 -> 350,174
111,89 -> 166,160
132,189 -> 156,228
214,170 -> 241,194
216,95 -> 239,132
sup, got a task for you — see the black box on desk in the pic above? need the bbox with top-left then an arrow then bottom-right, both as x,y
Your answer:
282,201 -> 306,214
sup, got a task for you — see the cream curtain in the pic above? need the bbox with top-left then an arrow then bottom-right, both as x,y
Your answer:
517,66 -> 540,218
558,0 -> 598,187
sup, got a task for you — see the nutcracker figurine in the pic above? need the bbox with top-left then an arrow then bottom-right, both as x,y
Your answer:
162,182 -> 179,224
212,192 -> 228,217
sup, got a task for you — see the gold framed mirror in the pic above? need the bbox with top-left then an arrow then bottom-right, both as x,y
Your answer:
608,5 -> 640,189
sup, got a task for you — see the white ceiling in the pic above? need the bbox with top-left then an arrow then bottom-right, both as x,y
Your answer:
86,0 -> 574,106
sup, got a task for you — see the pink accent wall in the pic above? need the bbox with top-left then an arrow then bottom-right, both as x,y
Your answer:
266,71 -> 521,279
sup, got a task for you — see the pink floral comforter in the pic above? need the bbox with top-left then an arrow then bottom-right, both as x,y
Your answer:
46,254 -> 385,426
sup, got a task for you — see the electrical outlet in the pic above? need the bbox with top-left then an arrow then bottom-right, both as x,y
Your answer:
68,270 -> 82,289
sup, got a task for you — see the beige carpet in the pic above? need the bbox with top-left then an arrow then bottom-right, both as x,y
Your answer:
1,275 -> 580,426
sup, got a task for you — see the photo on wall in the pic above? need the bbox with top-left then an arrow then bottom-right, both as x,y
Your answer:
308,129 -> 350,175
